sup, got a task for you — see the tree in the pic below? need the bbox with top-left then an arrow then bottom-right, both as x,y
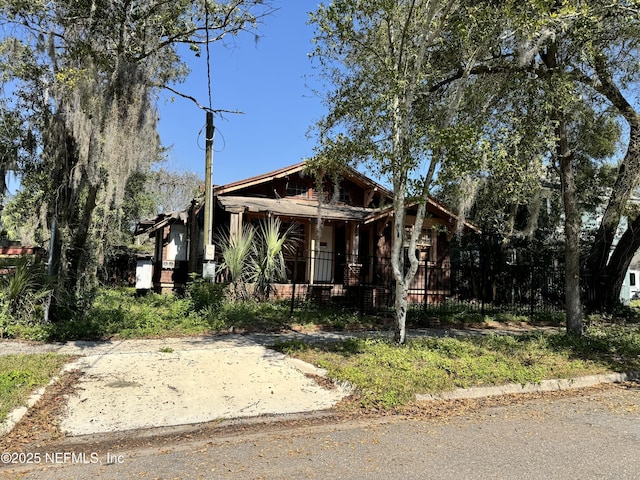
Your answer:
431,0 -> 634,335
150,167 -> 204,214
249,217 -> 300,301
216,224 -> 254,301
216,217 -> 299,302
309,0 -> 491,343
488,1 -> 640,328
570,3 -> 640,311
0,0 -> 273,303
310,0 -> 640,339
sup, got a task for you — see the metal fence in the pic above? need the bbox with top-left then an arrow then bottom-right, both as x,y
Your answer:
282,250 -> 566,316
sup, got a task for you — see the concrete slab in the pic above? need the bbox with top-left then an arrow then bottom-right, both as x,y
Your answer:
1,336 -> 352,436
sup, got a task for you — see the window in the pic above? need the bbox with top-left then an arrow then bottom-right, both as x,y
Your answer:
286,182 -> 308,198
417,228 -> 432,248
166,224 -> 186,261
630,273 -> 636,287
338,185 -> 351,203
404,226 -> 432,247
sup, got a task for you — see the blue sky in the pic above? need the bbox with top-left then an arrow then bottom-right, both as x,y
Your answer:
156,1 -> 325,186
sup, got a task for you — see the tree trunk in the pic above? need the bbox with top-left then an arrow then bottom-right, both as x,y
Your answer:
583,56 -> 640,311
66,183 -> 99,294
541,40 -> 583,336
394,280 -> 408,344
390,173 -> 410,344
557,119 -> 583,336
584,122 -> 640,310
600,211 -> 640,308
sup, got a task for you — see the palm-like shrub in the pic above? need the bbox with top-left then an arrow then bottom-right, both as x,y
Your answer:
0,260 -> 53,332
216,218 -> 300,302
249,217 -> 300,301
216,224 -> 254,301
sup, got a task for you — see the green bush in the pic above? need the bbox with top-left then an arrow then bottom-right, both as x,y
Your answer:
1,322 -> 55,341
187,277 -> 226,311
49,288 -> 199,340
0,260 -> 55,339
192,304 -> 227,330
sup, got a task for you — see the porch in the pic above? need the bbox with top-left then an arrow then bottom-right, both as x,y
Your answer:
268,248 -> 565,316
272,249 -> 453,310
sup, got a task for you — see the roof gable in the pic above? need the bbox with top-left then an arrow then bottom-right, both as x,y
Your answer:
214,161 -> 393,202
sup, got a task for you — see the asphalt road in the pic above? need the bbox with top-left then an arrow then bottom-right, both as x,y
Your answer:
3,381 -> 640,480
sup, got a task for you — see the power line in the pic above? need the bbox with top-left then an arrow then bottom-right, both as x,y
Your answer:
205,0 -> 213,112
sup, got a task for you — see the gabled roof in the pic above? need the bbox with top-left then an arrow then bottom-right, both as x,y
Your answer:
364,197 -> 480,233
214,160 -> 394,201
136,161 -> 479,235
214,162 -> 308,195
134,209 -> 189,236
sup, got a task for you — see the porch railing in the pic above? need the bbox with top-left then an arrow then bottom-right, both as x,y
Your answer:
278,249 -> 565,316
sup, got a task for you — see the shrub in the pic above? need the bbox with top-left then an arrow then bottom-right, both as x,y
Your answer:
216,218 -> 301,302
187,276 -> 226,311
0,260 -> 53,338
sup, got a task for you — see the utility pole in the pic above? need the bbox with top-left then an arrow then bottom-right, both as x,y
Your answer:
203,111 -> 216,279
203,111 -> 214,247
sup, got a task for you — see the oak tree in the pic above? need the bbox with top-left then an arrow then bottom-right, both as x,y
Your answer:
0,0 -> 273,301
309,0 -> 485,343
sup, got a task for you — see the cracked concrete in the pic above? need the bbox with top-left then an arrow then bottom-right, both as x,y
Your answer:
1,335 -> 352,436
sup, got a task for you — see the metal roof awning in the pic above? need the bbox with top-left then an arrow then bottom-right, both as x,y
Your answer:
216,196 -> 381,222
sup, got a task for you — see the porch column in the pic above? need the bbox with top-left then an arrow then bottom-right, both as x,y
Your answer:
348,222 -> 360,259
310,236 -> 316,285
229,211 -> 243,242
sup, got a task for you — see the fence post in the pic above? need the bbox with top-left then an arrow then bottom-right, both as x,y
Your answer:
530,263 -> 535,316
423,258 -> 428,311
290,249 -> 299,316
359,257 -> 365,318
480,236 -> 486,316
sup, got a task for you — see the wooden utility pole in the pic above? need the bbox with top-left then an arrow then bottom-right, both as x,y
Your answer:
203,111 -> 214,251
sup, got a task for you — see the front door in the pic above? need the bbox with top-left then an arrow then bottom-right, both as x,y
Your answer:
334,225 -> 346,284
312,225 -> 333,283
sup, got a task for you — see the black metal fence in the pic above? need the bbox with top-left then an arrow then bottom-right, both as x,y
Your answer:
283,250 -> 565,315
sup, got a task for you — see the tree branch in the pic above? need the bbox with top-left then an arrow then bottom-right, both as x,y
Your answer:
429,61 -> 518,93
162,85 -> 244,115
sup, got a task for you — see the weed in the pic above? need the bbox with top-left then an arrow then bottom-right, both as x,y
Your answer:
187,277 -> 226,311
274,328 -> 640,409
272,339 -> 310,353
0,353 -> 72,420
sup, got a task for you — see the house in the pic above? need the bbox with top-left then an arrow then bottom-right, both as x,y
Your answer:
622,246 -> 640,303
0,245 -> 43,275
135,161 -> 478,306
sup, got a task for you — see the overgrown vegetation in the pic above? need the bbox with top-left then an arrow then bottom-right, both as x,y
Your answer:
273,324 -> 640,408
0,353 -> 73,421
2,282 -> 640,412
0,260 -> 53,340
216,217 -> 301,302
0,282 -> 364,341
0,279 -> 635,342
408,304 -> 566,328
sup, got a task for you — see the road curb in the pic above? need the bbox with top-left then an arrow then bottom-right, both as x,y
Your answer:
416,370 -> 640,401
0,377 -> 58,436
